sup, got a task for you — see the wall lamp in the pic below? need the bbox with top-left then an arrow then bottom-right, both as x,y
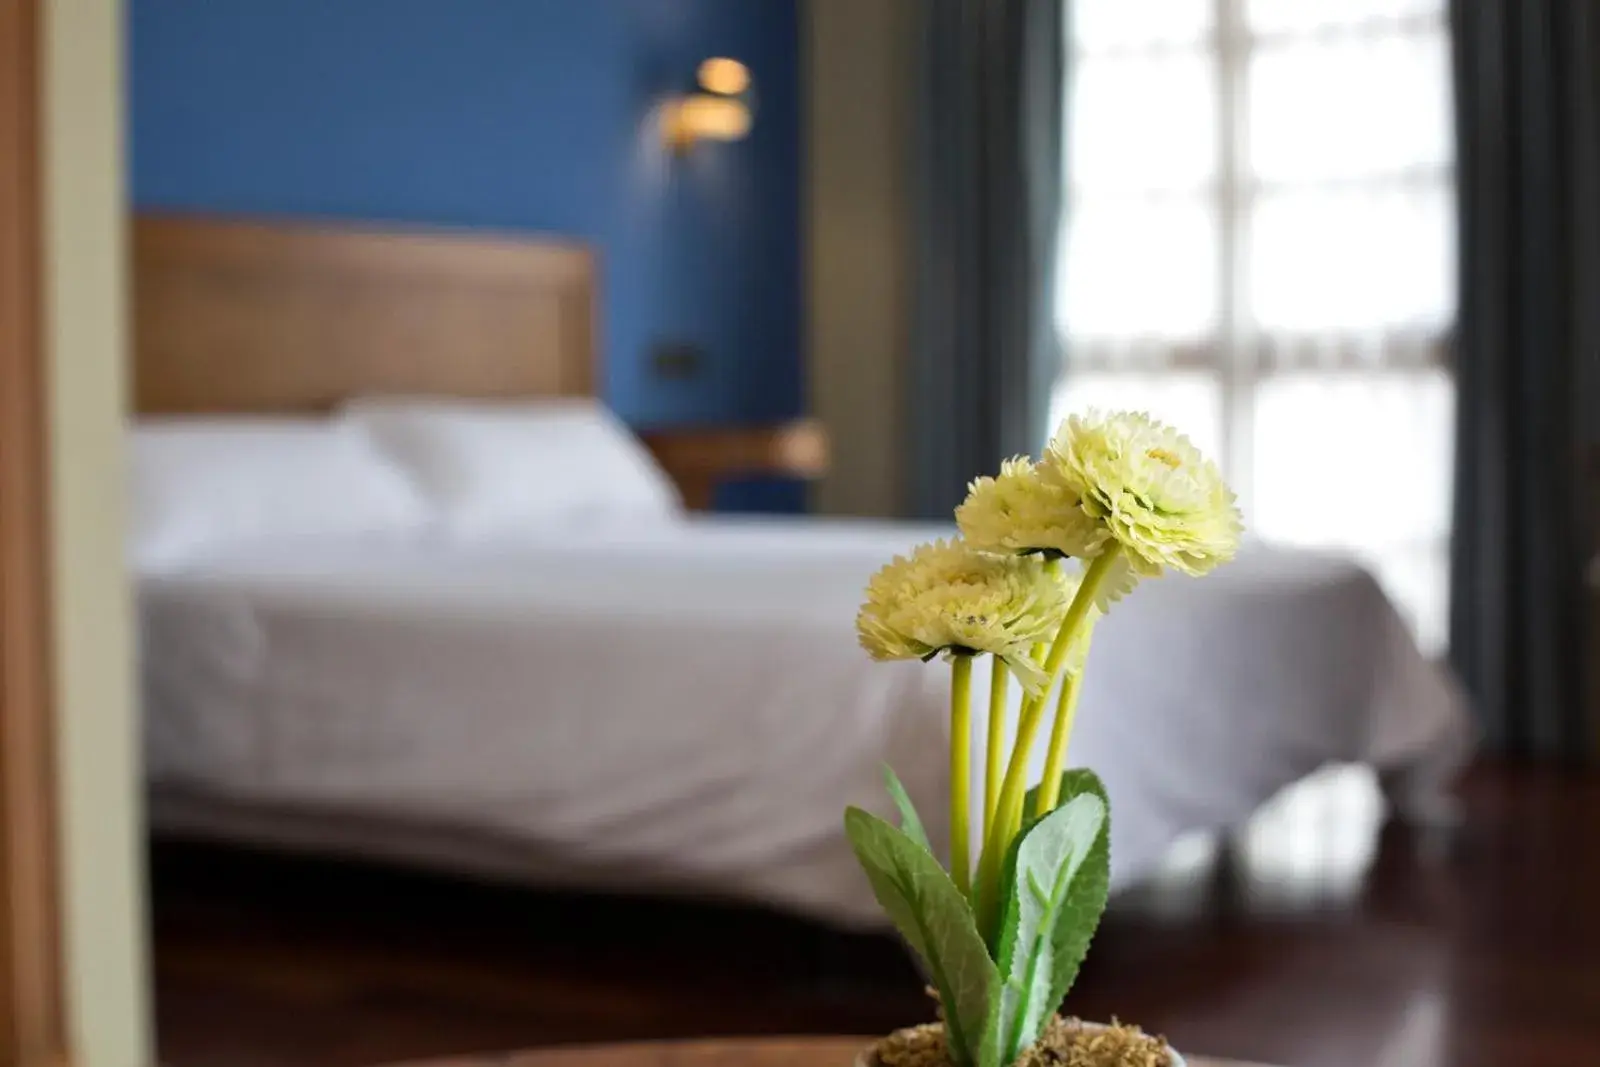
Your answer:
661,57 -> 755,153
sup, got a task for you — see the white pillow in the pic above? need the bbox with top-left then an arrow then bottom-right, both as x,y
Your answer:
344,397 -> 682,539
130,417 -> 435,569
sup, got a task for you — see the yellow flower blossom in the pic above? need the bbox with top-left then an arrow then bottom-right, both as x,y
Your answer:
857,539 -> 1071,695
1043,410 -> 1243,577
956,457 -> 1108,562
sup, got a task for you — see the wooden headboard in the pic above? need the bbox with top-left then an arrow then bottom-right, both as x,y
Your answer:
132,213 -> 597,414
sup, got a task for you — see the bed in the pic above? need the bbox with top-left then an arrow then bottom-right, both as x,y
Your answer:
133,214 -> 1473,928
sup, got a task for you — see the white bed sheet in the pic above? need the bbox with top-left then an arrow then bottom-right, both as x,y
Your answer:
141,517 -> 1472,928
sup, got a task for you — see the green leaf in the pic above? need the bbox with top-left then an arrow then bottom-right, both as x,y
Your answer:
992,770 -> 1112,1063
844,807 -> 1000,1067
1039,774 -> 1112,1018
1000,793 -> 1105,1057
986,771 -> 1092,956
975,786 -> 1054,955
881,764 -> 932,855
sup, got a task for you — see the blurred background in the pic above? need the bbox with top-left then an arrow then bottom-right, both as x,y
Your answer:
19,2 -> 1596,1067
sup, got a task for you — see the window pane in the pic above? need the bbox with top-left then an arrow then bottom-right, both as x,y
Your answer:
1251,370 -> 1454,652
1249,185 -> 1454,334
1250,34 -> 1452,181
1251,370 -> 1454,547
1074,0 -> 1212,50
1072,54 -> 1217,191
1050,371 -> 1224,464
1248,0 -> 1444,34
1060,196 -> 1219,341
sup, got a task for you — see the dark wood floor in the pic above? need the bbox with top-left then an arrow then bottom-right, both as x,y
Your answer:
152,762 -> 1600,1067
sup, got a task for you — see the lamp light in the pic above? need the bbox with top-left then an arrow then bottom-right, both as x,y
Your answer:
662,57 -> 755,152
697,57 -> 750,95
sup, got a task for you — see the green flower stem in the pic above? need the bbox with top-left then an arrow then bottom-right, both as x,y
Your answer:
1033,556 -> 1062,663
949,653 -> 974,896
1030,627 -> 1095,819
972,678 -> 1049,940
973,546 -> 1121,936
983,658 -> 1009,842
998,553 -> 1057,833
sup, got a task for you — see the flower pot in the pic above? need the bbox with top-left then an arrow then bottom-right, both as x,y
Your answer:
853,1020 -> 1187,1067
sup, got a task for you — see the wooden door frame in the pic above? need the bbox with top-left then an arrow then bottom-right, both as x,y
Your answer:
0,2 -> 70,1067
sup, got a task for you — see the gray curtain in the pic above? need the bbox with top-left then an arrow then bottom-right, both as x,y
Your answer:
906,0 -> 1065,519
1449,0 -> 1600,761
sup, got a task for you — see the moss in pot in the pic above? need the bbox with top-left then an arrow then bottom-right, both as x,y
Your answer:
865,1018 -> 1184,1067
847,411 -> 1240,1067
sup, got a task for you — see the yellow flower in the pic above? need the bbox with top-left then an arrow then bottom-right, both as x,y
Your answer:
956,456 -> 1108,561
857,539 -> 1070,695
1043,410 -> 1243,577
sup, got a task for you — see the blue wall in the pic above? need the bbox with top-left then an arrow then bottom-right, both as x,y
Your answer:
130,0 -> 802,444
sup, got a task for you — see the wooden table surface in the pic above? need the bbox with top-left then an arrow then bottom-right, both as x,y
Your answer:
401,1037 -> 1272,1067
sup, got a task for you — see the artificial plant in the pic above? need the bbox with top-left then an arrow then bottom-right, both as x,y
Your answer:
848,410 -> 1242,1067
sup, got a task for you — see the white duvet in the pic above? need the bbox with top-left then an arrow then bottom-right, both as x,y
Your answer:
141,517 -> 1472,927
